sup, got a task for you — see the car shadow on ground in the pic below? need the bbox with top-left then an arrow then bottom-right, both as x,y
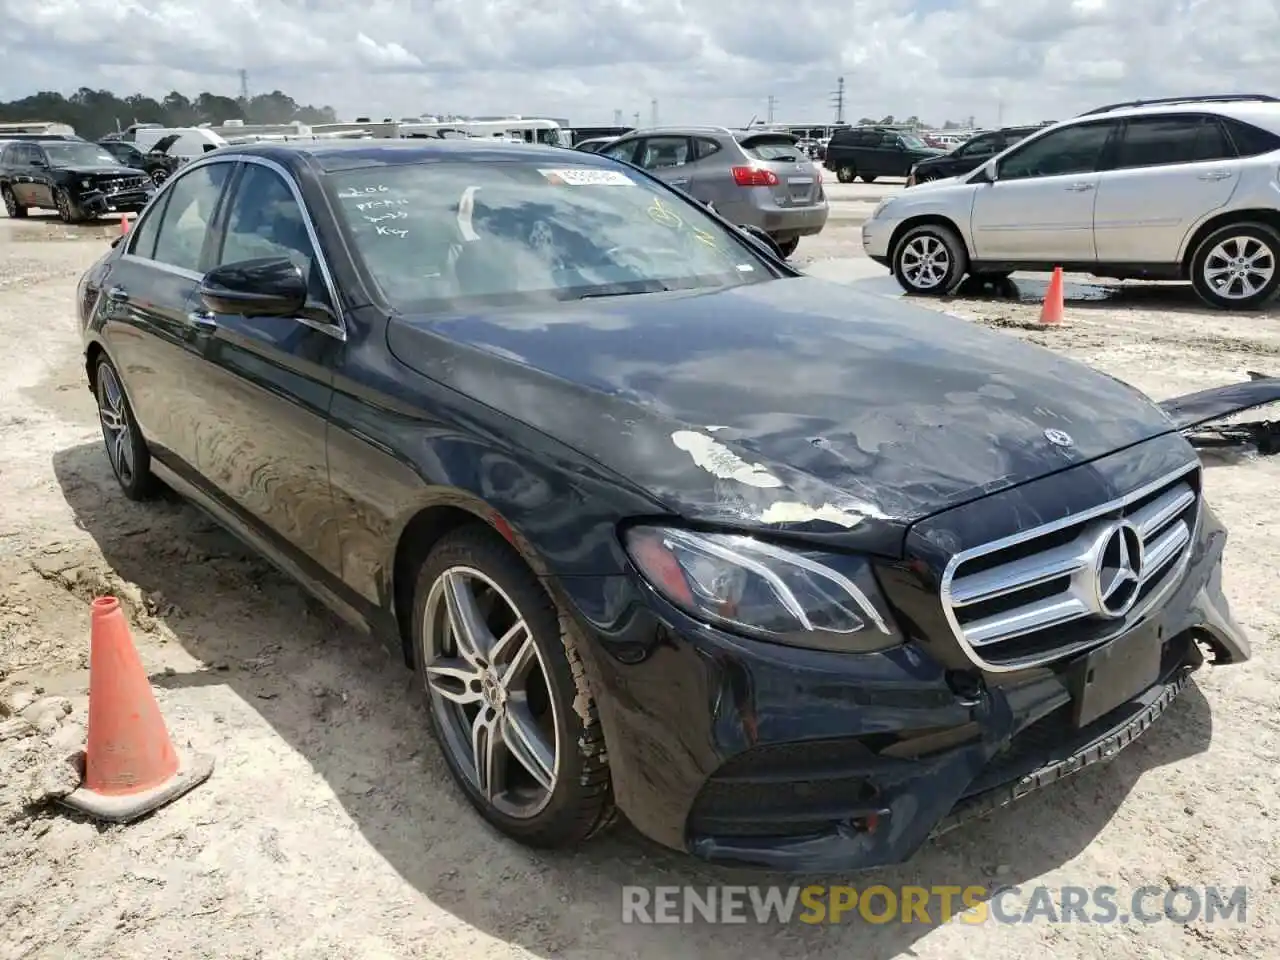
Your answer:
52,441 -> 1215,958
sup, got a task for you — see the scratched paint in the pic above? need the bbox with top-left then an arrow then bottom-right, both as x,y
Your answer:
670,430 -> 783,488
759,500 -> 890,528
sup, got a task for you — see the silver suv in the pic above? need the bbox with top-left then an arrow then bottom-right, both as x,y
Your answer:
861,95 -> 1280,309
598,126 -> 828,258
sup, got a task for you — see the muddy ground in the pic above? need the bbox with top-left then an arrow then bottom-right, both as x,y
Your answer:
1,202 -> 1278,960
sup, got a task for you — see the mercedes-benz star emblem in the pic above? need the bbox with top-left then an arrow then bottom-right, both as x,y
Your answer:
1044,428 -> 1074,447
1095,522 -> 1144,617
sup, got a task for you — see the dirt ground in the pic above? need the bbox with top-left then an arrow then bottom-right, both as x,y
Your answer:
1,201 -> 1278,960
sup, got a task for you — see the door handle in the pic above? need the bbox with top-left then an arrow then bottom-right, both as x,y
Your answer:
106,286 -> 129,302
1065,183 -> 1095,192
1197,171 -> 1233,181
187,310 -> 217,330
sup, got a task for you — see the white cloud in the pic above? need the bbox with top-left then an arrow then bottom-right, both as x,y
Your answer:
0,0 -> 1273,127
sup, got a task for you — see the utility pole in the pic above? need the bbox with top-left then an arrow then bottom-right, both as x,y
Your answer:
766,95 -> 776,123
633,111 -> 641,127
238,68 -> 249,102
996,99 -> 1005,127
650,99 -> 658,126
830,77 -> 845,125
613,109 -> 623,126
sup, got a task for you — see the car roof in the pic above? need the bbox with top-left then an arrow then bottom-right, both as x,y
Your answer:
1077,98 -> 1280,128
206,138 -> 616,174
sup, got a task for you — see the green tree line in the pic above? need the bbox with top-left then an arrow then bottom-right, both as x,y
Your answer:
0,87 -> 339,140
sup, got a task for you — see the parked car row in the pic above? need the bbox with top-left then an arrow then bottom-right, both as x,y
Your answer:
863,94 -> 1280,310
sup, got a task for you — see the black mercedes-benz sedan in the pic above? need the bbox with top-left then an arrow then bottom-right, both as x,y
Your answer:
76,139 -> 1276,871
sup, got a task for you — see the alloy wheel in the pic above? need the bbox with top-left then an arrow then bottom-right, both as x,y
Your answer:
96,363 -> 135,486
55,190 -> 72,223
422,566 -> 560,818
151,169 -> 168,186
899,234 -> 951,290
1202,235 -> 1275,301
2,188 -> 15,217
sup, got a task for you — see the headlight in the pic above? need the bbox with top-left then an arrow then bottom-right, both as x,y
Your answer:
81,179 -> 93,189
870,198 -> 896,220
624,526 -> 902,653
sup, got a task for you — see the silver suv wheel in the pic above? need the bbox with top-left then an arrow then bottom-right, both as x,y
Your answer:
1190,222 -> 1280,311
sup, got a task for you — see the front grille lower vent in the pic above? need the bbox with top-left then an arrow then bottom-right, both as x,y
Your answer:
940,463 -> 1200,671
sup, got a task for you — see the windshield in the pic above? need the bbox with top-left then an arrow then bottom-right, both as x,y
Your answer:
327,160 -> 769,312
898,134 -> 928,150
43,142 -> 121,167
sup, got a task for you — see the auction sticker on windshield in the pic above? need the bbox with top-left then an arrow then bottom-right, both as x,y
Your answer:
538,168 -> 635,186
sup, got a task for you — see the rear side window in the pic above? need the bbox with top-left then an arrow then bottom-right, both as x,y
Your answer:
693,137 -> 722,160
1221,117 -> 1280,157
738,136 -> 805,162
1112,116 -> 1234,169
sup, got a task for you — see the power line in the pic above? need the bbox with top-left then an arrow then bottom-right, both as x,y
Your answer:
830,76 -> 845,125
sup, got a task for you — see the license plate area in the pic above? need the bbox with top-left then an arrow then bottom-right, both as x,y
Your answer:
1070,623 -> 1163,728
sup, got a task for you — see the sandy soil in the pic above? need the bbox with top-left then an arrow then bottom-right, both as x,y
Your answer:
1,205 -> 1278,960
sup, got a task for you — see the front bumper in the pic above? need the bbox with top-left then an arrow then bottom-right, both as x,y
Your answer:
860,219 -> 893,263
557,499 -> 1248,873
78,185 -> 155,217
735,201 -> 829,240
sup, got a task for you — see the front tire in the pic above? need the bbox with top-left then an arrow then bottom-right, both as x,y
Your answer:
412,525 -> 615,849
775,236 -> 800,259
54,188 -> 79,224
891,223 -> 969,296
1189,222 -> 1280,310
94,355 -> 159,501
836,165 -> 856,183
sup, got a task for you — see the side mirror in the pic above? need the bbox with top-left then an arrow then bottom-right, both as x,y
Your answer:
972,161 -> 996,184
199,256 -> 307,318
738,224 -> 783,260
31,159 -> 47,169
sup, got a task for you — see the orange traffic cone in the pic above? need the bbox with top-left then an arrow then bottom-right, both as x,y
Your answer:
120,214 -> 129,235
1040,267 -> 1065,325
60,597 -> 213,823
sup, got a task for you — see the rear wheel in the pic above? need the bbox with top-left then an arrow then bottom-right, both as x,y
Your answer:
149,168 -> 169,186
836,165 -> 856,183
775,237 -> 800,259
1190,222 -> 1280,310
892,223 -> 969,296
2,185 -> 27,218
412,525 -> 616,848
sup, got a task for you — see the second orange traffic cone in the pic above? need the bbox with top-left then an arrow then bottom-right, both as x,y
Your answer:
1040,267 -> 1065,325
60,596 -> 213,823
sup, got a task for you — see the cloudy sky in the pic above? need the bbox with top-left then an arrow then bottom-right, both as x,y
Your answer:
0,0 -> 1273,127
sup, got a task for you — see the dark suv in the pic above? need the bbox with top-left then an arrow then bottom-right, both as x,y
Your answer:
0,140 -> 155,223
907,125 -> 1046,186
824,126 -> 945,183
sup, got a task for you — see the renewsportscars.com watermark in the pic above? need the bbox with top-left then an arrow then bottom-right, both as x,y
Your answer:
622,884 -> 1249,926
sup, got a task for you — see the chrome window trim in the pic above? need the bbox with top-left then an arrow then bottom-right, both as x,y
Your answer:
120,153 -> 346,342
938,460 -> 1202,673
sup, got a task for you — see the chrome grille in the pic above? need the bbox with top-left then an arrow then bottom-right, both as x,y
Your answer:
940,463 -> 1201,671
100,176 -> 147,193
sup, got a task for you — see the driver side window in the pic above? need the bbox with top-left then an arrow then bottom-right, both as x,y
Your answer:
958,135 -> 997,158
145,163 -> 232,271
599,140 -> 637,163
997,121 -> 1118,180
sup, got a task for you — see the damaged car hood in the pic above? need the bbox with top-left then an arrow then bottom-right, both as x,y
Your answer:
387,277 -> 1182,551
